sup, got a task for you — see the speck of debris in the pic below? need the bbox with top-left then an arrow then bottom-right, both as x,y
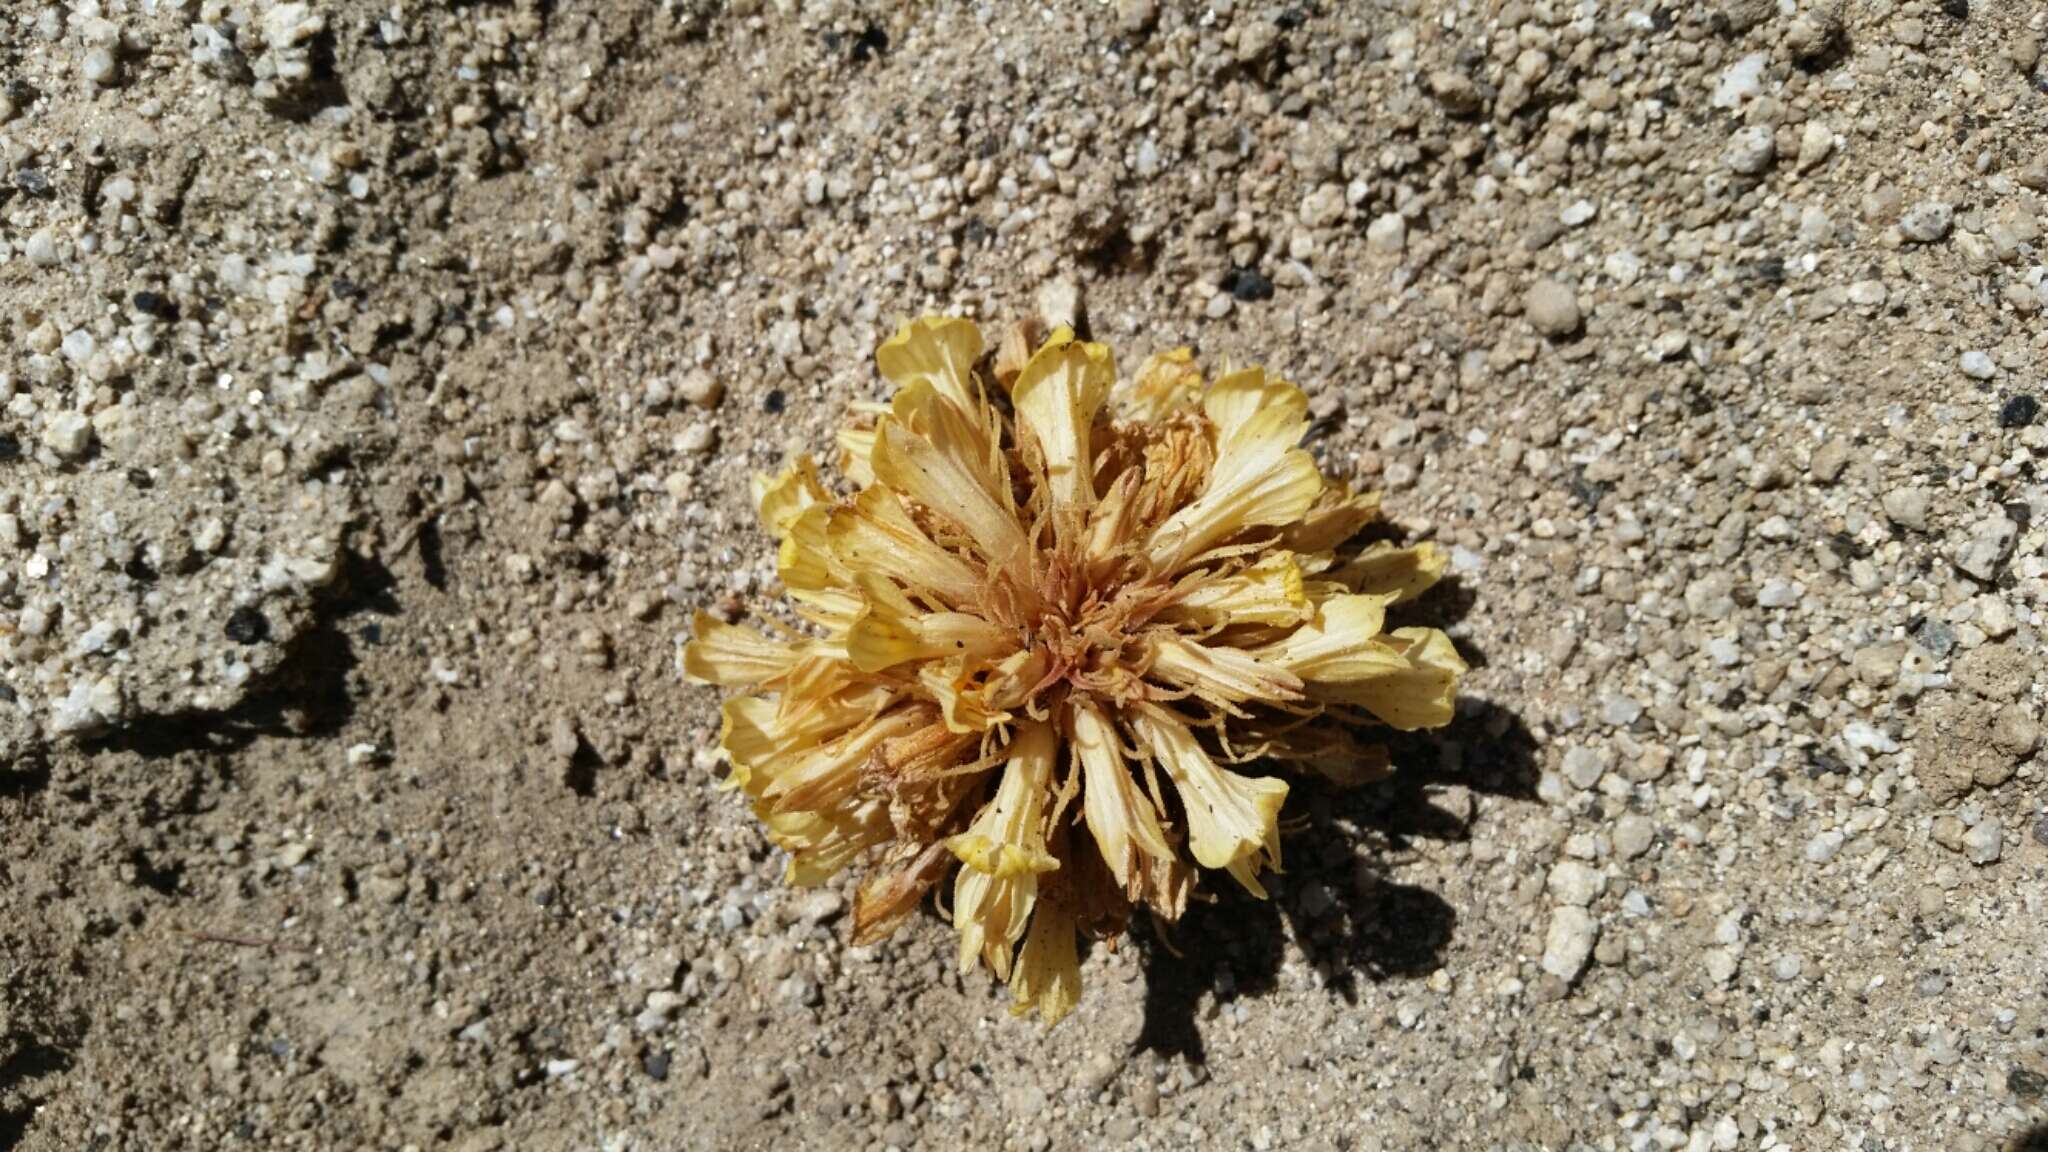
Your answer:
2000,394 -> 2039,429
1223,267 -> 1274,302
224,607 -> 271,646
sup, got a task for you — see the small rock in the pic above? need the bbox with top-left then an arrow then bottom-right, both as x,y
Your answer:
1712,52 -> 1767,107
2000,394 -> 2039,428
679,369 -> 723,409
795,890 -> 846,926
1427,70 -> 1484,117
1805,830 -> 1844,864
1796,122 -> 1835,171
1963,818 -> 2003,865
1704,948 -> 1740,984
1809,439 -> 1849,483
1958,351 -> 1996,380
1540,907 -> 1598,982
1562,746 -> 1605,789
1881,487 -> 1931,530
1299,185 -> 1346,230
24,228 -> 58,268
1365,212 -> 1407,255
1547,861 -> 1606,907
1224,267 -> 1273,303
40,412 -> 94,459
1953,514 -> 2018,582
1773,954 -> 1805,982
677,422 -> 717,455
1899,201 -> 1955,243
1560,199 -> 1598,227
1523,280 -> 1581,338
1724,126 -> 1776,175
1114,0 -> 1157,35
1613,815 -> 1656,860
1035,278 -> 1082,331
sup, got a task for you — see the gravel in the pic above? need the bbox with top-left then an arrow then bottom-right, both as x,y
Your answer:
4,3 -> 2044,1150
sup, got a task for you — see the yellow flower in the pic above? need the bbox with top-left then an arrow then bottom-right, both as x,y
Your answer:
684,316 -> 1467,1025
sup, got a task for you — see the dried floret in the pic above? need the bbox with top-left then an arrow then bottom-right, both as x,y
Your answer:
685,316 -> 1467,1024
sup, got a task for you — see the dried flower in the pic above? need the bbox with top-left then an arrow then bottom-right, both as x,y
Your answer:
685,316 -> 1466,1024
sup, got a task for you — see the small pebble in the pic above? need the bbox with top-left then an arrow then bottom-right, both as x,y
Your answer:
1523,279 -> 1581,338
1898,201 -> 1954,243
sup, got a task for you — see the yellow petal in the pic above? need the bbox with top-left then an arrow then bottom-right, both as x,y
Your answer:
827,486 -> 985,607
1115,347 -> 1204,422
719,688 -> 892,790
1011,326 -> 1114,508
1333,541 -> 1448,604
775,504 -> 842,593
757,707 -> 926,815
1279,483 -> 1382,555
1202,366 -> 1307,447
1008,892 -> 1081,1025
1312,626 -> 1466,731
765,799 -> 893,886
1125,705 -> 1287,897
871,407 -> 1029,573
949,721 -> 1058,979
682,612 -> 799,687
1159,552 -> 1312,629
876,316 -> 986,415
836,426 -> 877,488
752,456 -> 828,539
1142,632 -> 1303,709
1145,402 -> 1322,572
845,575 -> 1014,672
1069,698 -> 1175,893
1252,594 -> 1407,682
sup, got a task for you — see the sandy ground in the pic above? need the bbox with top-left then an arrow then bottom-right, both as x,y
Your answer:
4,1 -> 2048,1149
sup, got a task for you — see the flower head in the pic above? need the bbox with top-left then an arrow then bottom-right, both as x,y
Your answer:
685,316 -> 1466,1024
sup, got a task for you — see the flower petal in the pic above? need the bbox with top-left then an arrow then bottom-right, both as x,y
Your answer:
1252,594 -> 1407,682
1007,888 -> 1081,1025
876,316 -> 985,415
1125,705 -> 1287,897
1332,541 -> 1448,604
845,575 -> 1015,672
1069,698 -> 1176,894
682,612 -> 800,687
1159,552 -> 1312,628
1311,626 -> 1466,731
752,456 -> 829,538
1011,327 -> 1114,508
1202,366 -> 1307,447
948,721 -> 1059,978
827,486 -> 986,607
1143,631 -> 1303,709
1145,402 -> 1322,572
1115,347 -> 1204,422
871,403 -> 1029,573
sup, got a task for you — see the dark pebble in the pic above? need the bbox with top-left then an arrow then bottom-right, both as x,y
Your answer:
1939,0 -> 1967,18
224,606 -> 270,645
0,433 -> 20,462
13,168 -> 52,197
132,290 -> 179,319
761,389 -> 787,415
642,1049 -> 671,1082
2000,394 -> 2039,429
1223,267 -> 1274,302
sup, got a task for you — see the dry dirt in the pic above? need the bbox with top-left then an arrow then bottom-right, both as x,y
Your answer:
4,1 -> 2048,1150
